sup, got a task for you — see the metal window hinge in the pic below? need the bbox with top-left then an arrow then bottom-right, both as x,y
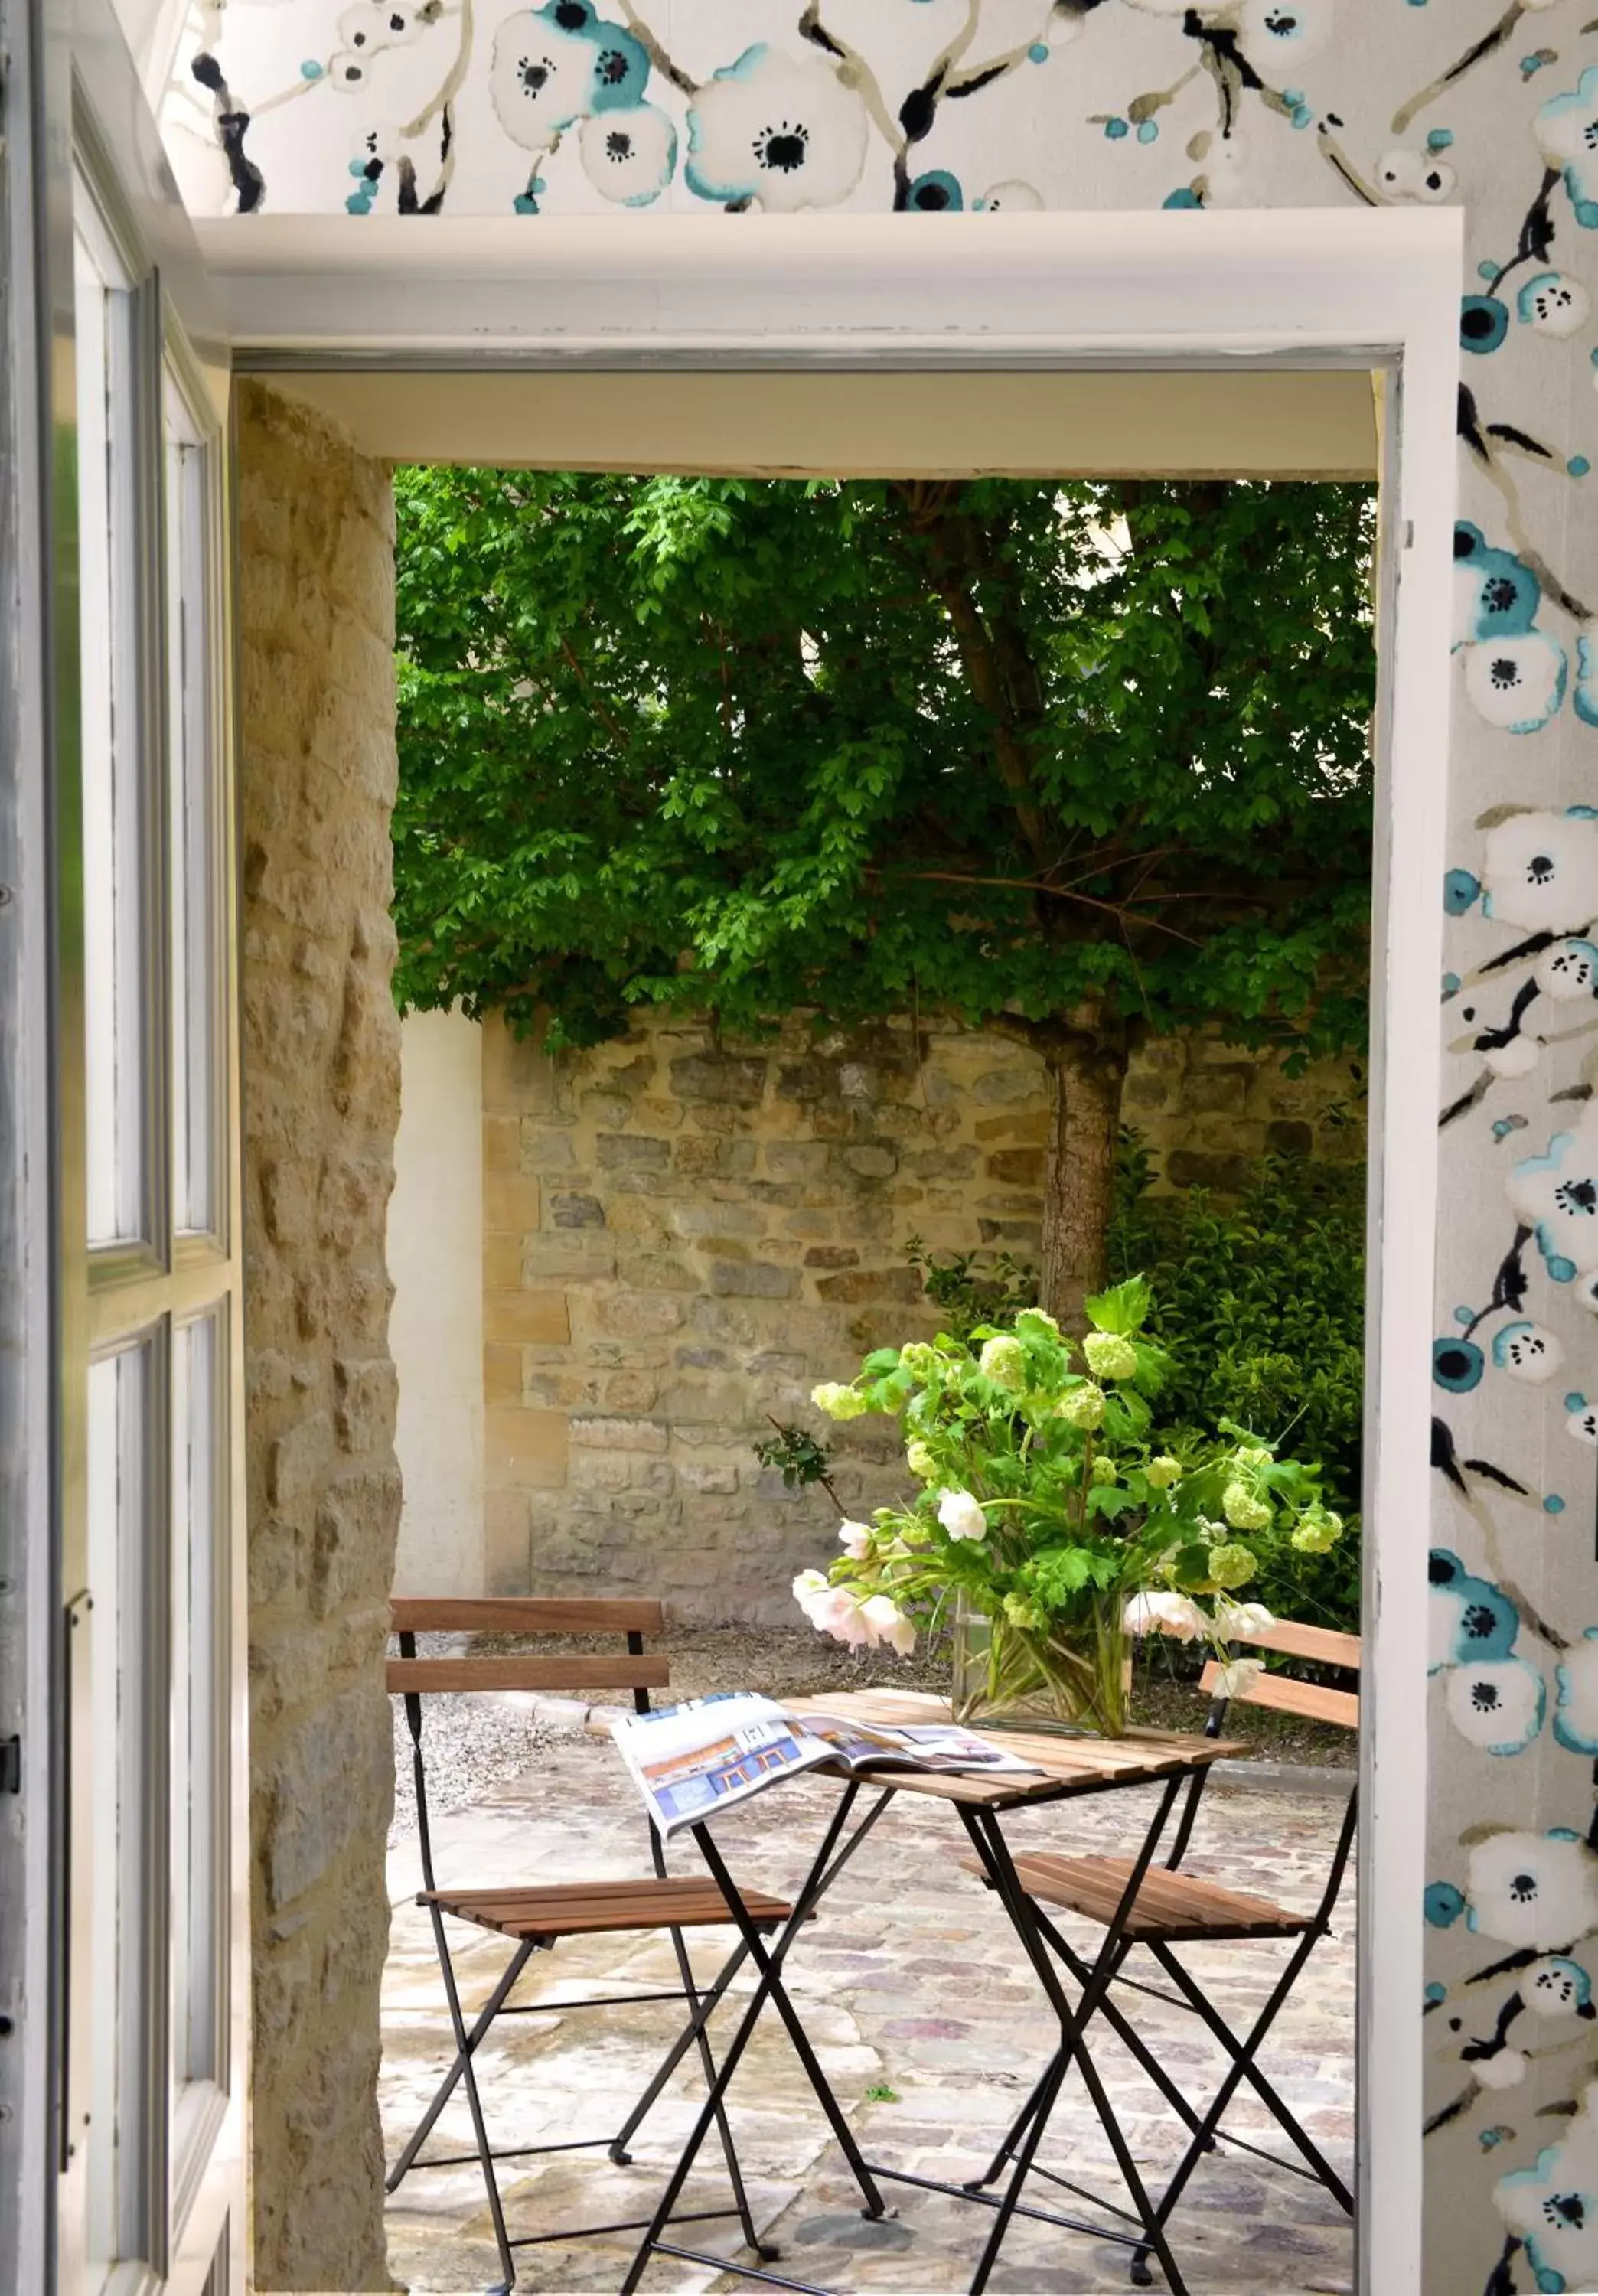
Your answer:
0,1737 -> 18,1794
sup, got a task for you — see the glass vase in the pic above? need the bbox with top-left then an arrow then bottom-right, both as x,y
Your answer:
950,1595 -> 1130,1738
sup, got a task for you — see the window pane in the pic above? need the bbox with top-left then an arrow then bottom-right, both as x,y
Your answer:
165,403 -> 219,1235
171,1313 -> 224,2104
76,215 -> 148,1250
86,1339 -> 162,2282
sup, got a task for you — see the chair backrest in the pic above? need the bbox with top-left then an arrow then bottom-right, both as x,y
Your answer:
1198,1616 -> 1361,1735
1153,1613 -> 1360,1913
389,1596 -> 672,1892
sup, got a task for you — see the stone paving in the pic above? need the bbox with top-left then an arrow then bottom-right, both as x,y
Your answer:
382,1712 -> 1354,2296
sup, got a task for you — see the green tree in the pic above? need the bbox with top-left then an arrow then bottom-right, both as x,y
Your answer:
393,471 -> 1375,1324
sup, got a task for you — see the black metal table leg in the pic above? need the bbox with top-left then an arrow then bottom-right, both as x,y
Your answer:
619,1783 -> 895,2296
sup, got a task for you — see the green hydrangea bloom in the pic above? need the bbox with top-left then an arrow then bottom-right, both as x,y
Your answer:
1145,1455 -> 1182,1490
1090,1454 -> 1119,1486
1222,1480 -> 1273,1531
1208,1541 -> 1258,1590
1083,1331 -> 1138,1382
813,1381 -> 868,1422
978,1335 -> 1027,1388
905,1439 -> 937,1480
1055,1382 -> 1107,1431
899,1342 -> 940,1381
1003,1593 -> 1047,1631
1291,1507 -> 1345,1554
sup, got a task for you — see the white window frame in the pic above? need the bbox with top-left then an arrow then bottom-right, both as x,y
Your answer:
207,207 -> 1462,2296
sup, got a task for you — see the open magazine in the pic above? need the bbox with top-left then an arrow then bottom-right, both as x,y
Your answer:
609,1692 -> 1043,1839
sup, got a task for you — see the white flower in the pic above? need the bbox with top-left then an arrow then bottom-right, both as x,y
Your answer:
937,1489 -> 987,1544
1518,269 -> 1592,336
1497,2077 -> 1598,2291
1557,1633 -> 1598,1756
1580,1270 -> 1598,1316
980,179 -> 1043,212
1507,1111 -> 1598,1282
490,12 -> 603,148
1446,1655 -> 1545,1753
1214,1600 -> 1275,1639
807,1586 -> 872,1646
1524,1955 -> 1593,2017
837,1518 -> 872,1561
1537,938 -> 1598,1000
1463,630 -> 1567,732
1375,148 -> 1456,203
1473,2047 -> 1529,2090
1571,1396 -> 1598,1444
859,1593 -> 916,1656
1492,1319 -> 1566,1382
1212,1658 -> 1266,1699
1467,1829 -> 1598,1949
1123,1591 -> 1205,1642
1482,810 -> 1598,934
579,103 -> 676,205
686,45 -> 869,214
792,1567 -> 829,1615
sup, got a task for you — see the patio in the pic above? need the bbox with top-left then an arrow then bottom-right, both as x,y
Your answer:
380,1685 -> 1355,2296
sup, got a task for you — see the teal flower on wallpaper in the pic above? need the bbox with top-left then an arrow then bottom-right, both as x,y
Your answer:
1429,1551 -> 1520,1673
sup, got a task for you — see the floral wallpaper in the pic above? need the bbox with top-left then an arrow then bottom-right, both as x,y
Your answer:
162,1 -> 1598,2286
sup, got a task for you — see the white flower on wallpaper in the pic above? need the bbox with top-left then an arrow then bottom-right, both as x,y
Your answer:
1467,1831 -> 1598,1952
685,44 -> 869,212
579,104 -> 677,204
1497,2079 -> 1598,2293
1446,1655 -> 1546,1755
1480,811 -> 1598,935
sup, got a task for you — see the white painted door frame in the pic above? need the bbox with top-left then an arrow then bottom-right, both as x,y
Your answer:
203,204 -> 1461,2296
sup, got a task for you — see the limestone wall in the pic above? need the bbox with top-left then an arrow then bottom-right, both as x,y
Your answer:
475,1007 -> 1360,1619
236,380 -> 400,2291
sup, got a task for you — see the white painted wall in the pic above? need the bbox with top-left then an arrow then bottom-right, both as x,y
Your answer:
389,1007 -> 484,1596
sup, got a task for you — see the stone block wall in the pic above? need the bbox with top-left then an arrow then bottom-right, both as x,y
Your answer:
236,380 -> 400,2291
478,1007 -> 1360,1619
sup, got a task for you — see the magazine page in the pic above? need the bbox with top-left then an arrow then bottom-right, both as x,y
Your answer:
609,1692 -> 838,1839
788,1713 -> 1045,1776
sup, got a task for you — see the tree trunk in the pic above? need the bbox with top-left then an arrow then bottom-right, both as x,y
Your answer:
1039,1041 -> 1129,1332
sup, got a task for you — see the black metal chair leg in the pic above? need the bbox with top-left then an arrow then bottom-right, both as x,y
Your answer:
607,1938 -> 753,2162
665,1920 -> 779,2261
387,1937 -> 537,2195
426,1902 -> 517,2294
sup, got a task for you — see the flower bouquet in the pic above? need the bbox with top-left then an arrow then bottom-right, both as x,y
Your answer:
793,1277 -> 1344,1737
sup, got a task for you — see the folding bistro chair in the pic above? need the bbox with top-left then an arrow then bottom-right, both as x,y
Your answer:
386,1596 -> 795,2292
965,1616 -> 1358,2285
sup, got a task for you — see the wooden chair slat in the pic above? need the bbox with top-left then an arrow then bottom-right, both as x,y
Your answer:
422,1877 -> 797,1940
979,1852 -> 1310,1941
1199,1658 -> 1359,1731
1229,1618 -> 1361,1671
390,1595 -> 665,1636
387,1655 -> 672,1695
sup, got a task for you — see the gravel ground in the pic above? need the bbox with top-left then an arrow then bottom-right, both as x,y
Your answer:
391,1623 -> 1353,1844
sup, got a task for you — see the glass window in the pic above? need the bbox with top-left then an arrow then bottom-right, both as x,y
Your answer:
165,392 -> 220,1238
171,1311 -> 225,2114
75,202 -> 152,1252
85,1337 -> 162,2286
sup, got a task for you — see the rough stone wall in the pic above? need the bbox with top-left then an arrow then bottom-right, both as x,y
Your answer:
236,380 -> 400,2291
481,1007 -> 1360,1618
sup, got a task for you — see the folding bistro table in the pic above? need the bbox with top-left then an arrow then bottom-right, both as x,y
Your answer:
618,1690 -> 1244,2296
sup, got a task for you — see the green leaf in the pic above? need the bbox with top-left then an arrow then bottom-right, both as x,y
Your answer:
1084,1276 -> 1153,1336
